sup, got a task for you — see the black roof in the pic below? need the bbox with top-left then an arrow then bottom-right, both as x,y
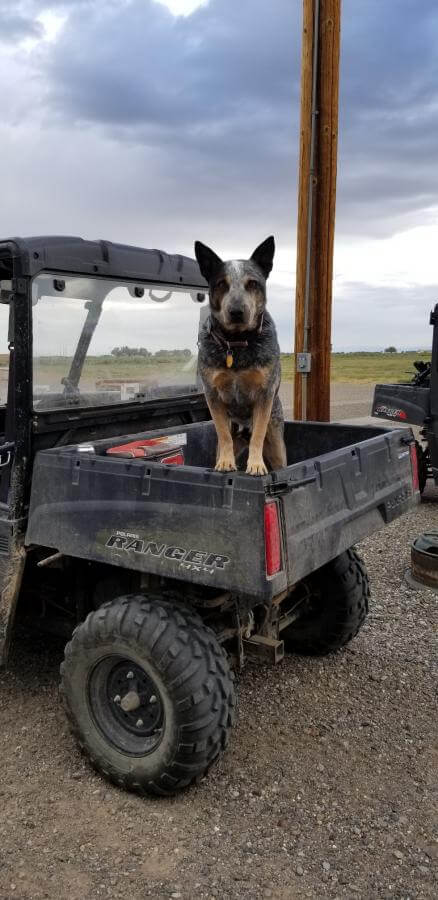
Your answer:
2,235 -> 207,288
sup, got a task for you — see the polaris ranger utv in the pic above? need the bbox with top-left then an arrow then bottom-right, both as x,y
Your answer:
372,304 -> 438,494
0,237 -> 420,796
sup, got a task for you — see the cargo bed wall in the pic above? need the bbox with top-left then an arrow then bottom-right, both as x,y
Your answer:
26,419 -> 417,602
282,421 -> 389,463
280,427 -> 417,585
26,424 -> 287,600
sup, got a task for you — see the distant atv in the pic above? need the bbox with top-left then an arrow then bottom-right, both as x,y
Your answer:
372,304 -> 438,494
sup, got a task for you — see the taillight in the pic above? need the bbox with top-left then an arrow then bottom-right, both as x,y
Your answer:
264,501 -> 282,576
410,443 -> 419,492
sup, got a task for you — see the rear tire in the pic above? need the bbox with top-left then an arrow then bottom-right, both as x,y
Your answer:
60,594 -> 236,795
282,549 -> 370,655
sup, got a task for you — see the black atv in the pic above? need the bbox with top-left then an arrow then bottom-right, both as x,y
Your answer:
372,305 -> 438,494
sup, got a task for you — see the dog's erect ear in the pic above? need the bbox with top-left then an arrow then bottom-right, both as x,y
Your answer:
194,241 -> 223,284
250,236 -> 275,279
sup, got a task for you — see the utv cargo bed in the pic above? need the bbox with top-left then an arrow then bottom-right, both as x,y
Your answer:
26,419 -> 419,601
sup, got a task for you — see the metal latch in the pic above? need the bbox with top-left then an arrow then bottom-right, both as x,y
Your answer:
265,481 -> 290,496
266,474 -> 317,496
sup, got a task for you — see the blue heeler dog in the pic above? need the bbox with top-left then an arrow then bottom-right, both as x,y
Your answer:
194,236 -> 287,476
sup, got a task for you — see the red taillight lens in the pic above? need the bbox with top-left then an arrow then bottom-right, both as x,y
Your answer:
410,443 -> 419,492
264,501 -> 282,576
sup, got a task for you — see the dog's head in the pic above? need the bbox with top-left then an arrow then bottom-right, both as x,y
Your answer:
194,236 -> 275,333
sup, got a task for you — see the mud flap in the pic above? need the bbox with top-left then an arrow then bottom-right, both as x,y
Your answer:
0,535 -> 27,666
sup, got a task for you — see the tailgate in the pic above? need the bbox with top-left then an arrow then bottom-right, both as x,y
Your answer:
26,447 -> 286,600
26,420 -> 419,601
277,426 -> 419,586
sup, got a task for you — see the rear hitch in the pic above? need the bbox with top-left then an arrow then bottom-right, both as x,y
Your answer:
242,634 -> 284,665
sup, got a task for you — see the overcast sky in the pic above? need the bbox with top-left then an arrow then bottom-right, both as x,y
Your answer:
1,0 -> 437,350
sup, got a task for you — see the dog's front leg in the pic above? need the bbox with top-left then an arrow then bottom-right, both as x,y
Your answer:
206,395 -> 237,472
247,394 -> 274,475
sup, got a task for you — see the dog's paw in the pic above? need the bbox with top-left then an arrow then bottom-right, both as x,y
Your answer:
215,456 -> 237,472
246,457 -> 268,476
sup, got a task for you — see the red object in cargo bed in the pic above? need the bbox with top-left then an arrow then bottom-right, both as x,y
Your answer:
107,436 -> 185,465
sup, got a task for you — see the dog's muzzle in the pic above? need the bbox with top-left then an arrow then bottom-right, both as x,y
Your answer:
228,306 -> 245,324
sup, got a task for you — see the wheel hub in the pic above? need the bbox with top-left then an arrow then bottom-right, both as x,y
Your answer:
119,690 -> 140,712
88,657 -> 164,755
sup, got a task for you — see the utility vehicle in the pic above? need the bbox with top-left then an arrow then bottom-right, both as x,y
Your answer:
0,236 -> 420,795
372,304 -> 438,493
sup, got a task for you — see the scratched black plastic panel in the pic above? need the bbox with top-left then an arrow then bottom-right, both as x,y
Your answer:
5,236 -> 207,287
280,424 -> 418,586
372,383 -> 430,425
26,420 -> 418,600
26,423 -> 284,600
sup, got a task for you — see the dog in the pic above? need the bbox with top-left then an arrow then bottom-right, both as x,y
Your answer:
194,236 -> 287,476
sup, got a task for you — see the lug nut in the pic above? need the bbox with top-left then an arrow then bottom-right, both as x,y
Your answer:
126,671 -> 134,680
113,695 -> 121,704
136,718 -> 143,727
149,695 -> 157,704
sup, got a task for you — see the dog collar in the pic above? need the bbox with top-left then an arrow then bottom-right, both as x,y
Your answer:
207,314 -> 264,368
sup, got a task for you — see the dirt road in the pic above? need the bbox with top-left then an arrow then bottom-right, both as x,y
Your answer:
0,480 -> 437,899
280,382 -> 374,420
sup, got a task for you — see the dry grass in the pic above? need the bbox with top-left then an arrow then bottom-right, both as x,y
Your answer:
280,350 -> 431,383
3,350 -> 432,386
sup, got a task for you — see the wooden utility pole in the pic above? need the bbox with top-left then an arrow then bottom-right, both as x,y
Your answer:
294,0 -> 341,421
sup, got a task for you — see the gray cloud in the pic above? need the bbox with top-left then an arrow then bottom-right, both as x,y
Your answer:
41,0 -> 299,227
46,1 -> 298,126
332,282 -> 437,351
0,0 -> 437,352
0,8 -> 43,42
28,0 -> 437,241
338,0 -> 438,236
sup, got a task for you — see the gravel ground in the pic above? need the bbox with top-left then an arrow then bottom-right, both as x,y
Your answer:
0,482 -> 437,900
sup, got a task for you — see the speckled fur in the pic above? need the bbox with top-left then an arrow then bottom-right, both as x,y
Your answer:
194,237 -> 286,475
198,311 -> 283,428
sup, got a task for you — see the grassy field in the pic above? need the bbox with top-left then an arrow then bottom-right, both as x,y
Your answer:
29,354 -> 198,388
2,350 -> 432,386
281,350 -> 431,383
